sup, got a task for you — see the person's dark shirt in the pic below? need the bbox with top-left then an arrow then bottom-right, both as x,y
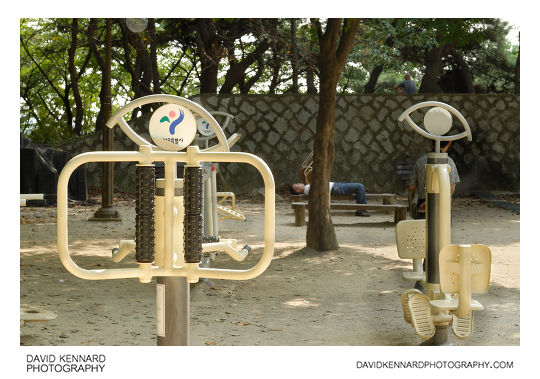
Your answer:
398,79 -> 417,94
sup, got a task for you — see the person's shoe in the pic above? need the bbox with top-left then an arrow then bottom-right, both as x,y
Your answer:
355,210 -> 370,217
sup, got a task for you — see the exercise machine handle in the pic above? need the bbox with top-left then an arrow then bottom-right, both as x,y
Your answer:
57,146 -> 275,283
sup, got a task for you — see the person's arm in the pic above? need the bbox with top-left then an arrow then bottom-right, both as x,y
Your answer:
408,162 -> 418,193
449,158 -> 459,196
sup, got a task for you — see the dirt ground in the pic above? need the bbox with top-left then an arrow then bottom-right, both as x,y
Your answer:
19,192 -> 520,347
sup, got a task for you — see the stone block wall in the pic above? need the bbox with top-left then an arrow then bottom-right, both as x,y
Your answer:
61,94 -> 519,195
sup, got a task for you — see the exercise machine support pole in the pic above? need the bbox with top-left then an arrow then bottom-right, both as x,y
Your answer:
424,152 -> 452,345
157,276 -> 189,345
156,162 -> 193,345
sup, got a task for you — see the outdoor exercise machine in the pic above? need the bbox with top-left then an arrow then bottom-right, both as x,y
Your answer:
195,111 -> 246,274
196,111 -> 245,231
57,94 -> 275,345
396,101 -> 492,345
299,151 -> 313,184
20,304 -> 57,326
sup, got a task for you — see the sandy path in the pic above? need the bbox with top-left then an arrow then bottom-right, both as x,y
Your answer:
20,195 -> 519,346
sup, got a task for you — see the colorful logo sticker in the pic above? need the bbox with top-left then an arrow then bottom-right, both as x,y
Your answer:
197,117 -> 215,137
149,104 -> 196,151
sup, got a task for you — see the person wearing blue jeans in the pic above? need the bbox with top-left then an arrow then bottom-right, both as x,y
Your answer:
290,182 -> 370,217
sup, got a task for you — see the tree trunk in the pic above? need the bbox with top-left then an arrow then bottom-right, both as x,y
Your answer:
127,32 -> 154,98
220,40 -> 270,94
199,65 -> 219,94
306,18 -> 360,252
268,45 -> 281,94
88,19 -> 106,132
68,18 -> 84,135
62,86 -> 74,136
306,55 -> 318,94
419,44 -> 447,93
363,19 -> 396,94
195,19 -> 220,94
450,47 -> 474,93
305,36 -> 318,94
307,70 -> 339,251
290,18 -> 299,93
148,18 -> 161,94
363,65 -> 383,93
241,55 -> 265,93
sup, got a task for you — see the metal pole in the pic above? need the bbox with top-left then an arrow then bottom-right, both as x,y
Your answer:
91,18 -> 120,222
156,162 -> 191,346
426,192 -> 440,284
156,276 -> 189,346
423,153 -> 451,345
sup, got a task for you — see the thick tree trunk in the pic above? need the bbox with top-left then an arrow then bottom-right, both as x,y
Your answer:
199,65 -> 219,94
195,19 -> 220,94
306,70 -> 339,251
306,18 -> 360,252
419,44 -> 447,93
450,47 -> 474,93
127,33 -> 154,98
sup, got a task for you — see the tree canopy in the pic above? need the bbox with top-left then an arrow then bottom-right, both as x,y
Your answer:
20,17 -> 519,147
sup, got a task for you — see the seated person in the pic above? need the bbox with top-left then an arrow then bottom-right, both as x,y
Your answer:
408,140 -> 459,219
394,73 -> 417,94
290,182 -> 370,217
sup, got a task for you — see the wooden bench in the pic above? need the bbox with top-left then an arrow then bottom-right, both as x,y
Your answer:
291,193 -> 396,205
290,193 -> 407,226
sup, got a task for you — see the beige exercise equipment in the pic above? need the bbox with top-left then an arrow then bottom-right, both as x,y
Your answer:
20,305 -> 57,326
216,191 -> 246,221
300,151 -> 313,184
408,292 -> 436,340
397,101 -> 492,344
396,219 -> 426,282
400,288 -> 422,324
57,95 -> 275,345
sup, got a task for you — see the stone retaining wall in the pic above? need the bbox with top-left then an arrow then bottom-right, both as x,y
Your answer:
62,94 -> 520,195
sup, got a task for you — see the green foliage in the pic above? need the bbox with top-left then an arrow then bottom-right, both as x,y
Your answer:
20,18 -> 519,146
20,18 -> 98,145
